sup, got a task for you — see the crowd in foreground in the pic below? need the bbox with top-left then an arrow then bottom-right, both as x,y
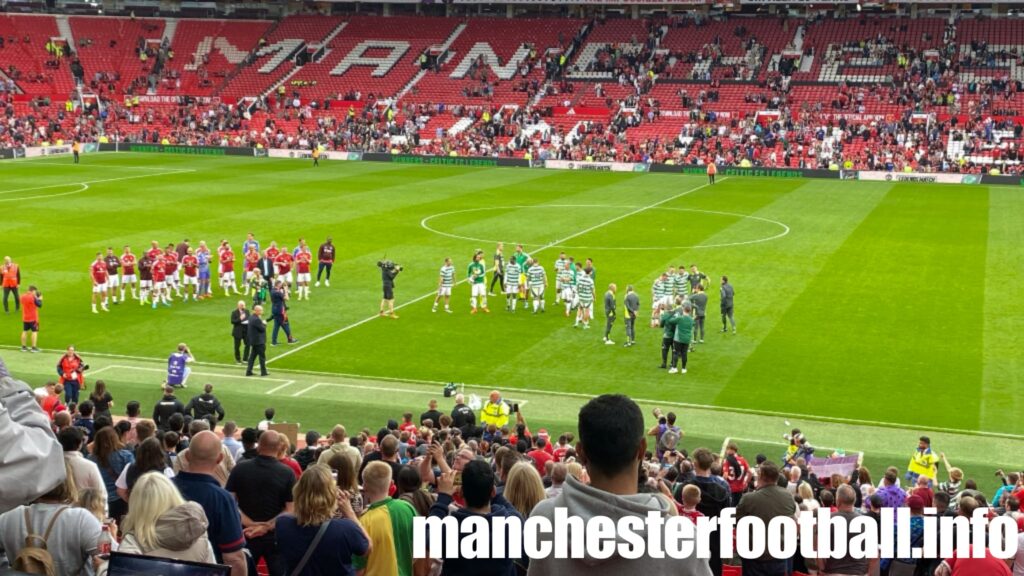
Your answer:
1,355 -> 1023,576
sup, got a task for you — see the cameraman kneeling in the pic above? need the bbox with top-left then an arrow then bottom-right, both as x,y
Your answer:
378,260 -> 402,319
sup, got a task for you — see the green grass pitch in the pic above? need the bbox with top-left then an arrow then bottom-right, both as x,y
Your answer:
2,152 -> 1023,485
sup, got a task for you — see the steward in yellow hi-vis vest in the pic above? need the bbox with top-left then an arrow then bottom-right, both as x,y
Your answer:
906,435 -> 939,482
480,390 -> 510,428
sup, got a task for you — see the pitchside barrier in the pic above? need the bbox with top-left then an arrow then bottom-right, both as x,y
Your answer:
3,143 -> 1020,186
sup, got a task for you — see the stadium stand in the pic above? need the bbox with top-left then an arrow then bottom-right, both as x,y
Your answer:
1,11 -> 1023,174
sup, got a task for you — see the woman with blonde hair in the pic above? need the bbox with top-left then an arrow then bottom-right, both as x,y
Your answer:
797,482 -> 819,513
504,462 -> 546,516
275,464 -> 370,576
118,472 -> 215,564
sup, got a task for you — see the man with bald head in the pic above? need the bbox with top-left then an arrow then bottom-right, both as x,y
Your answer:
451,392 -> 477,438
173,420 -> 236,486
226,429 -> 295,576
480,390 -> 510,429
175,431 -> 248,576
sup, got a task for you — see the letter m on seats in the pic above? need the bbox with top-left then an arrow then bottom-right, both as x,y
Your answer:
332,41 -> 410,77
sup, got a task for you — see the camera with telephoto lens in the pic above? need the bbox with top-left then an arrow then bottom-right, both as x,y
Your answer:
377,260 -> 403,273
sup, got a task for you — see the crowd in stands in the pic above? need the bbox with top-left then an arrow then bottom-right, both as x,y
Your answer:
1,12 -> 1023,173
1,354 -> 1024,576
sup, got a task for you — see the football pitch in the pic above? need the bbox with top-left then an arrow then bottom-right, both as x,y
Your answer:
2,152 -> 1023,480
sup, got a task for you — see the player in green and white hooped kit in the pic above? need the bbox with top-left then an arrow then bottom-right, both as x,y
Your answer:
575,267 -> 596,329
651,273 -> 670,327
432,257 -> 455,313
526,258 -> 547,314
512,244 -> 530,308
557,257 -> 576,317
674,265 -> 689,298
504,258 -> 521,312
666,266 -> 679,297
553,252 -> 569,304
468,250 -> 489,314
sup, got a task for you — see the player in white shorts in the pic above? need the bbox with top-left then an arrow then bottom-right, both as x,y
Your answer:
503,259 -> 521,312
432,257 -> 455,313
467,250 -> 488,313
526,258 -> 547,314
557,259 -> 576,316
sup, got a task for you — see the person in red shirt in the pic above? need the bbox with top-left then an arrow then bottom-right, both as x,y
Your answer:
90,253 -> 109,314
120,246 -> 138,302
527,437 -> 554,477
146,240 -> 163,262
180,248 -> 199,302
265,241 -> 280,262
151,257 -> 169,308
2,256 -> 20,313
243,246 -> 260,291
219,244 -> 238,297
724,441 -> 750,506
551,434 -> 571,462
274,247 -> 294,288
19,285 -> 42,352
162,245 -> 181,297
58,345 -> 86,405
294,246 -> 313,301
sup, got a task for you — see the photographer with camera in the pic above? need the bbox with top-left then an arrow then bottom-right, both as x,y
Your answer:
167,343 -> 194,388
57,345 -> 88,404
378,260 -> 402,319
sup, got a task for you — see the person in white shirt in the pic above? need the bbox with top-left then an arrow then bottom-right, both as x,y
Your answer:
257,407 -> 275,431
59,427 -> 108,506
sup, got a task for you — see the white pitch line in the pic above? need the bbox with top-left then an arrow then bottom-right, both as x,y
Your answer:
265,380 -> 296,394
102,364 -> 293,383
291,384 -> 321,397
267,178 -> 723,365
5,346 -> 1022,440
0,169 -> 197,196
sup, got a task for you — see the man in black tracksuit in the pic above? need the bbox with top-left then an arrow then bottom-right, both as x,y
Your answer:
450,393 -> 477,438
185,383 -> 225,428
153,385 -> 186,431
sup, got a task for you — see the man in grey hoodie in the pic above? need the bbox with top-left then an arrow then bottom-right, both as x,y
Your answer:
528,394 -> 712,576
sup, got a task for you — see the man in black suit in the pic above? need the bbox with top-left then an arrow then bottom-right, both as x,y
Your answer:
270,281 -> 297,346
230,300 -> 250,364
256,252 -> 275,284
246,305 -> 268,376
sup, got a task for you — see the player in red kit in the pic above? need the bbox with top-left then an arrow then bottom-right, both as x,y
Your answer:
220,244 -> 238,296
181,248 -> 199,302
294,246 -> 312,300
90,253 -> 109,313
275,246 -> 294,287
243,246 -> 260,292
163,245 -> 181,297
151,257 -> 169,308
103,247 -> 121,305
121,246 -> 138,302
146,240 -> 162,261
265,241 -> 280,261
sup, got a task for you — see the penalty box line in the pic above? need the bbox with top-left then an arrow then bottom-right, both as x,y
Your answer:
267,178 -> 725,365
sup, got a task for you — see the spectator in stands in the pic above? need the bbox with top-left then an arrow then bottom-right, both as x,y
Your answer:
450,393 -> 476,438
354,461 -> 416,576
817,484 -> 877,575
277,435 -> 301,478
681,447 -> 731,575
238,427 -> 259,462
505,462 -> 546,517
122,400 -> 141,444
0,459 -> 103,575
737,461 -> 797,576
73,400 -> 96,442
276,464 -> 369,576
174,431 -> 248,576
876,469 -> 907,509
317,424 -> 362,471
293,430 -> 321,471
429,458 -> 523,575
934,496 -> 1012,576
328,452 -> 364,516
59,426 -> 107,505
0,357 -> 67,513
153,384 -> 185,431
185,384 -> 225,427
116,437 -> 174,501
222,421 -> 243,462
396,466 -> 431,517
118,473 -> 216,564
530,394 -> 712,576
361,434 -> 403,482
226,429 -> 295,576
89,380 -> 113,421
527,437 -> 553,476
257,407 -> 275,431
175,420 -> 235,486
420,399 -> 443,427
545,463 -> 567,499
89,425 -> 134,521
